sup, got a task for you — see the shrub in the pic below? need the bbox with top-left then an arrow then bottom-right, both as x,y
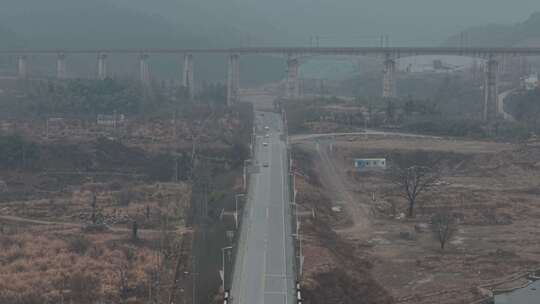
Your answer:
0,135 -> 40,169
403,117 -> 486,138
68,272 -> 101,304
68,235 -> 92,255
116,188 -> 133,207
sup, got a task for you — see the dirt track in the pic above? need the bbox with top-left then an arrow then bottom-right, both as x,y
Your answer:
0,215 -> 190,235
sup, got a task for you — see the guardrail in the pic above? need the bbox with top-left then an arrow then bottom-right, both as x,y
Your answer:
228,112 -> 263,302
4,46 -> 540,56
284,107 -> 304,301
223,290 -> 230,304
296,281 -> 303,304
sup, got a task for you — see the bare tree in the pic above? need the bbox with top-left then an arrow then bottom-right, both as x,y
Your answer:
390,163 -> 440,218
118,247 -> 135,303
147,213 -> 176,304
117,188 -> 133,206
167,238 -> 186,304
131,220 -> 139,242
431,209 -> 457,250
117,264 -> 129,304
90,192 -> 98,224
69,272 -> 101,304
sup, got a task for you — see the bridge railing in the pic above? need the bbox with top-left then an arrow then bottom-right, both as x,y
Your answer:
3,46 -> 540,56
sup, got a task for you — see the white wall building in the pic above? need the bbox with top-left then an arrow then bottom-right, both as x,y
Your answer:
522,74 -> 539,91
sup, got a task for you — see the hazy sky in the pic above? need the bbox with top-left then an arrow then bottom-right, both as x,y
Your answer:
231,0 -> 540,45
111,0 -> 540,45
3,0 -> 540,46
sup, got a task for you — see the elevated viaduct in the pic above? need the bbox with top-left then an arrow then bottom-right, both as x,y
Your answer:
3,46 -> 540,121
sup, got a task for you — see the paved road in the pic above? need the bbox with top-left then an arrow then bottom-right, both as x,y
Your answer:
290,130 -> 442,143
495,280 -> 540,304
230,111 -> 295,304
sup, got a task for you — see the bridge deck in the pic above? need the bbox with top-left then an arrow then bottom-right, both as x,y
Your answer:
2,47 -> 540,56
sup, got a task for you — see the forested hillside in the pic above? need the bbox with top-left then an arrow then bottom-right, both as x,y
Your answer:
446,12 -> 540,47
4,0 -> 539,49
109,0 -> 283,45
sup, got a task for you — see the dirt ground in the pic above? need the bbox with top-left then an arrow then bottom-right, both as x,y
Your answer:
0,164 -> 193,303
0,219 -> 192,303
0,181 -> 191,230
293,135 -> 540,304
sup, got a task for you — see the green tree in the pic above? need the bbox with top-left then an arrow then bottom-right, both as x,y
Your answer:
385,99 -> 396,122
0,135 -> 39,169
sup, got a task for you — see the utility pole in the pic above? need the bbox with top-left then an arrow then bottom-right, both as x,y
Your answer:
291,168 -> 303,278
364,115 -> 369,140
221,246 -> 233,291
173,110 -> 180,183
45,117 -> 49,139
192,255 -> 197,304
243,159 -> 251,191
235,194 -> 246,229
174,157 -> 179,183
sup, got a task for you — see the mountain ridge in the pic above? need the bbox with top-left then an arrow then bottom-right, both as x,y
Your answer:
446,12 -> 540,47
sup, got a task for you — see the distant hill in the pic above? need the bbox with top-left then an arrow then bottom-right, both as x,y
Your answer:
0,0 -> 284,82
446,12 -> 540,47
0,0 -> 213,48
108,0 -> 284,45
3,0 -> 540,49
0,0 -> 282,49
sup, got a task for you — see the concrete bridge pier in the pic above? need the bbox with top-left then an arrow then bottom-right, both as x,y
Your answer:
139,53 -> 150,86
56,53 -> 67,79
383,54 -> 397,98
227,54 -> 240,106
484,55 -> 499,122
182,54 -> 195,100
286,57 -> 300,99
17,55 -> 28,79
499,54 -> 507,74
97,53 -> 108,80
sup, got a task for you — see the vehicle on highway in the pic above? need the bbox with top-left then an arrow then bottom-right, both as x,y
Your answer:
265,134 -> 270,138
264,126 -> 270,131
263,142 -> 268,147
263,161 -> 269,167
